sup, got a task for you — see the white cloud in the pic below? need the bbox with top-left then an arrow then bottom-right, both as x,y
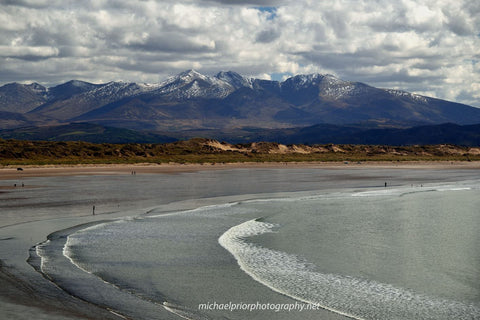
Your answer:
0,0 -> 479,107
0,45 -> 59,59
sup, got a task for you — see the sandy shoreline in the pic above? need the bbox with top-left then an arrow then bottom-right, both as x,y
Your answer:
1,162 -> 479,320
1,160 -> 479,181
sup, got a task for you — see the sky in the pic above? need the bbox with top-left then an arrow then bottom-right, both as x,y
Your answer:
1,0 -> 479,107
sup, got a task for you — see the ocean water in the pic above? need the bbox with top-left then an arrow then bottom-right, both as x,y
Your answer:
27,168 -> 480,319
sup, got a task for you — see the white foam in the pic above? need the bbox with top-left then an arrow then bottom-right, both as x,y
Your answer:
162,302 -> 210,320
435,186 -> 472,192
63,235 -> 95,275
352,189 -> 400,197
35,240 -> 50,274
352,183 -> 474,198
62,221 -> 122,279
148,202 -> 241,219
219,219 -> 480,320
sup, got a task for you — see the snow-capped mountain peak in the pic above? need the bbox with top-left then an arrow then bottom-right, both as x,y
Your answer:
283,73 -> 324,87
25,82 -> 48,94
314,75 -> 374,100
176,69 -> 209,83
281,73 -> 349,91
67,80 -> 94,88
215,71 -> 253,89
154,69 -> 238,99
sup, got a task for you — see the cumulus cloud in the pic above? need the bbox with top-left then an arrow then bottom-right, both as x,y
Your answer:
0,0 -> 479,107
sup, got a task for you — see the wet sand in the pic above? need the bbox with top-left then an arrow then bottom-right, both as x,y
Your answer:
2,160 -> 479,181
1,161 -> 479,319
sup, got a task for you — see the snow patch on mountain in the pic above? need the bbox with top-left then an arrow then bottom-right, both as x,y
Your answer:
216,71 -> 253,90
385,89 -> 429,104
68,80 -> 94,89
137,82 -> 163,91
85,81 -> 149,100
152,69 -> 238,99
279,73 -> 373,100
21,83 -> 48,99
26,83 -> 48,95
283,73 -> 324,89
318,75 -> 373,100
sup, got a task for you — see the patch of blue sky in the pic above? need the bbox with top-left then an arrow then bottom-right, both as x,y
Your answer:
254,6 -> 277,20
270,72 -> 292,82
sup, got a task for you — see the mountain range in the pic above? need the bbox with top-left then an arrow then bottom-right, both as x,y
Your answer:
1,70 -> 480,145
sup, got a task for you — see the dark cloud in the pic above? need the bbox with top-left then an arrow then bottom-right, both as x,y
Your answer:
126,33 -> 216,53
0,0 -> 57,9
255,28 -> 281,43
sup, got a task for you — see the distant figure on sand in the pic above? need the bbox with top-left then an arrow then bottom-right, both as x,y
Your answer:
93,205 -> 95,215
385,182 -> 387,187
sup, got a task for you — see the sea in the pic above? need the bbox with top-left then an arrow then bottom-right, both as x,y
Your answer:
25,167 -> 480,320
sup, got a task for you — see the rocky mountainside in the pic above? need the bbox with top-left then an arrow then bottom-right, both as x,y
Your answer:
1,70 -> 480,132
0,82 -> 48,113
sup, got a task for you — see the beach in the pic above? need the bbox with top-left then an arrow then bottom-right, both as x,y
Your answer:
2,160 -> 480,181
1,162 -> 479,319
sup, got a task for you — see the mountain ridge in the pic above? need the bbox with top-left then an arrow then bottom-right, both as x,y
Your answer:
1,70 -> 480,133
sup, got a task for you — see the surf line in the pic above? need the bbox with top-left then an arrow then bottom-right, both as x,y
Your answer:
33,219 -> 197,320
219,218 -> 480,320
218,218 -> 364,320
57,210 -> 227,320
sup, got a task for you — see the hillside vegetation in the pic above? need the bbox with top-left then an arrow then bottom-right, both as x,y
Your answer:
1,138 -> 480,166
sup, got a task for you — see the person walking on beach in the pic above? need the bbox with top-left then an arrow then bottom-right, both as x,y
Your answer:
93,205 -> 95,215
